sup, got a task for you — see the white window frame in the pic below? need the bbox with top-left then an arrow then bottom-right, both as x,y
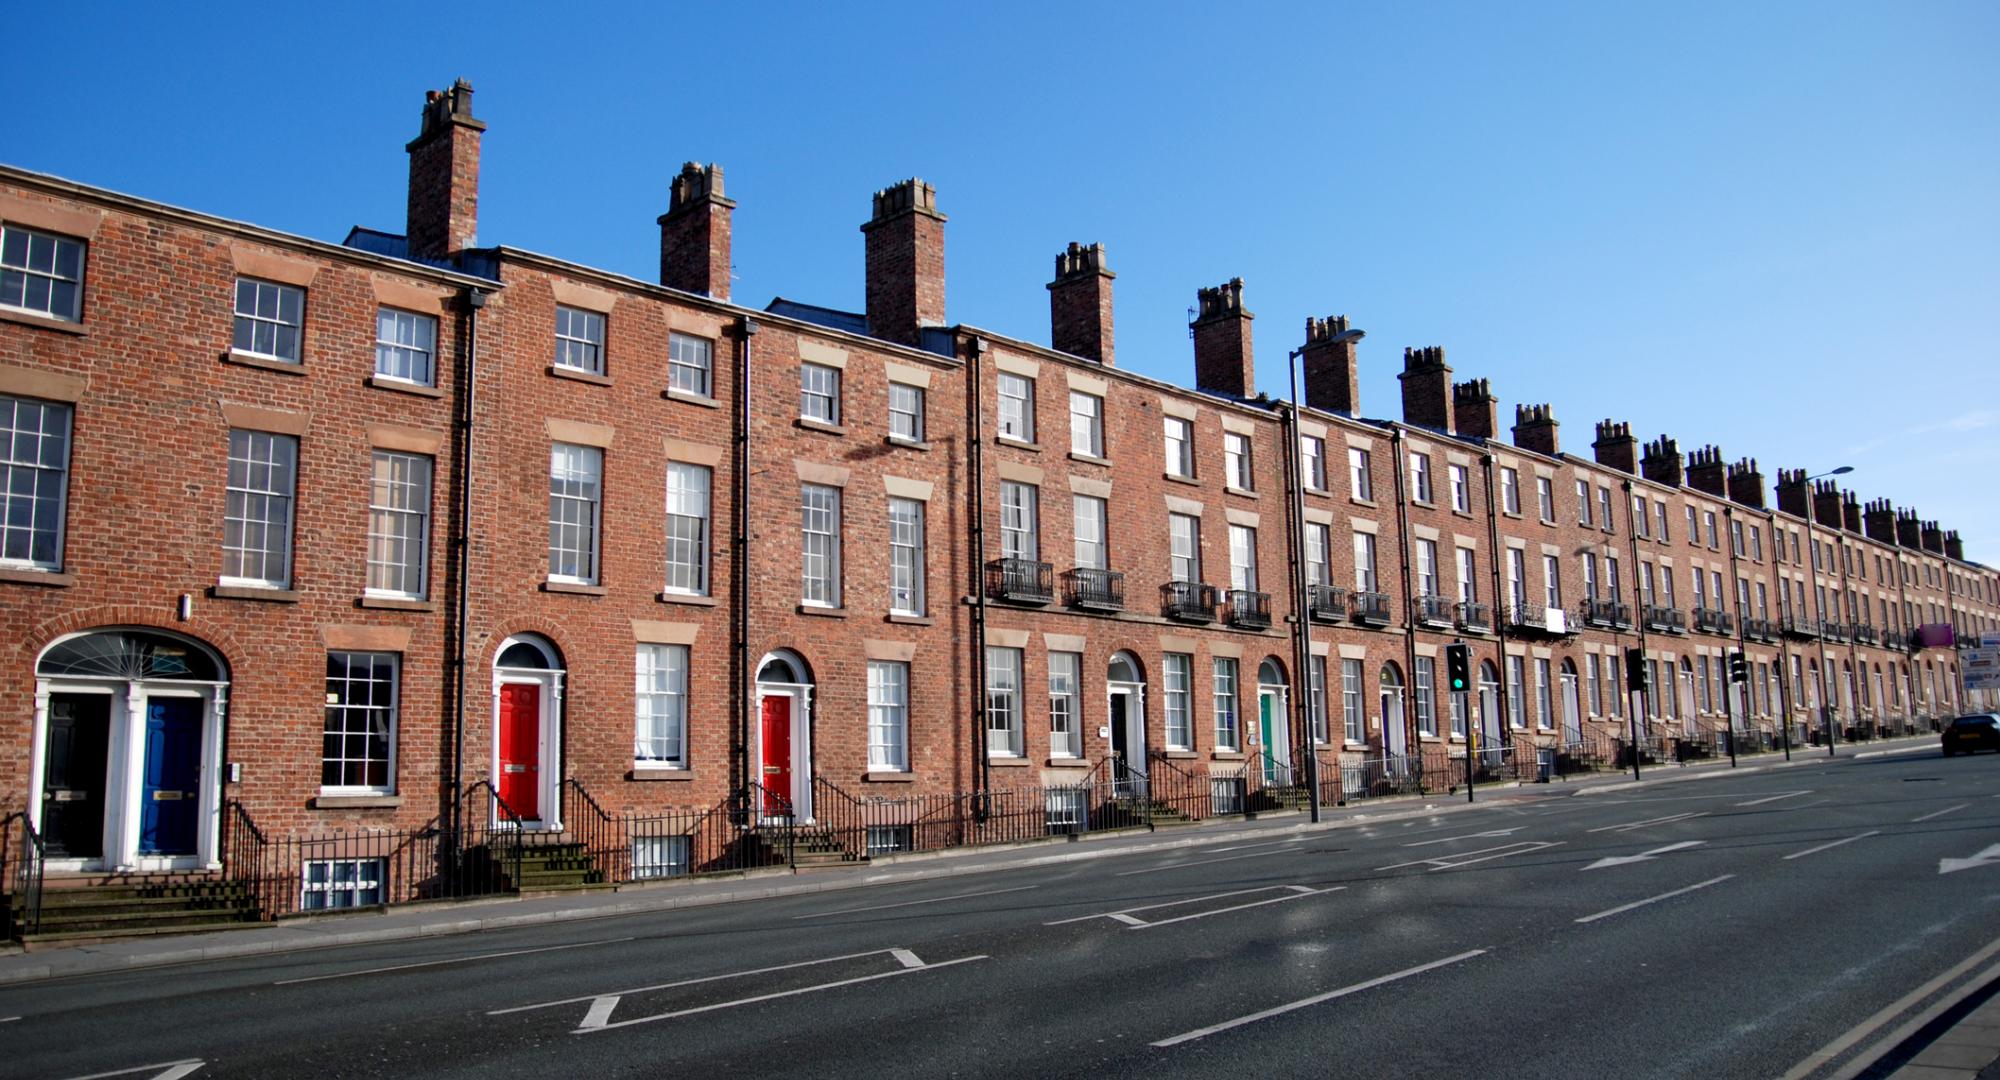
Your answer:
1353,530 -> 1378,592
1048,651 -> 1081,758
997,373 -> 1035,442
233,277 -> 304,363
323,651 -> 398,794
1000,481 -> 1039,562
1225,432 -> 1254,491
800,482 -> 842,607
1414,656 -> 1437,736
800,362 -> 841,424
301,857 -> 387,910
1164,652 -> 1194,750
1306,523 -> 1330,588
1213,657 -> 1240,750
1450,463 -> 1471,513
1169,512 -> 1201,583
0,396 -> 70,571
1415,538 -> 1439,598
1164,416 -> 1195,478
374,307 -> 437,387
986,647 -> 1024,757
554,304 -> 606,375
1073,494 -> 1107,571
1409,452 -> 1433,504
868,660 -> 910,771
1342,658 -> 1365,743
0,225 -> 85,322
366,450 -> 432,600
1536,475 -> 1554,523
888,381 -> 925,442
667,332 -> 713,398
1229,524 -> 1258,592
223,429 -> 298,589
1302,435 -> 1327,491
547,442 -> 603,585
888,496 -> 926,615
664,462 -> 712,597
635,644 -> 689,767
1349,447 -> 1373,500
1069,390 -> 1104,457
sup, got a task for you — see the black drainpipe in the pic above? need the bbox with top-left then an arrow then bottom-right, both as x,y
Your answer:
449,285 -> 487,841
1481,453 -> 1514,752
1391,427 -> 1419,759
734,316 -> 758,815
966,335 -> 990,812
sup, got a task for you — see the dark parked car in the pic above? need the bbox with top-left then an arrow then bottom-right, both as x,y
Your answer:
1941,714 -> 2000,756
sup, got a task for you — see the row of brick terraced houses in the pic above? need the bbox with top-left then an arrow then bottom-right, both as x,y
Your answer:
2,81 -> 1994,923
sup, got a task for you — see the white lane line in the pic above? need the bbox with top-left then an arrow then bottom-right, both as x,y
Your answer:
1116,849 -> 1296,877
1913,803 -> 1969,823
1044,885 -> 1289,926
490,949 -> 894,1014
1403,827 -> 1523,848
0,1015 -> 18,1022
275,936 -> 635,985
1783,831 -> 1881,861
1736,790 -> 1812,807
1150,950 -> 1487,1047
1575,875 -> 1734,924
61,1063 -> 205,1080
579,954 -> 989,1033
1583,840 -> 1706,871
790,885 -> 1037,919
1376,841 -> 1563,872
1778,931 -> 2000,1080
1206,838 -> 1308,854
1127,886 -> 1343,929
1587,812 -> 1707,833
889,949 -> 923,969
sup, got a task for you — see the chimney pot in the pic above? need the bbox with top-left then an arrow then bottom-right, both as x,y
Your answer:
1398,346 -> 1454,433
1190,278 -> 1255,398
1048,242 -> 1116,365
861,178 -> 947,347
405,79 -> 486,262
657,162 -> 736,300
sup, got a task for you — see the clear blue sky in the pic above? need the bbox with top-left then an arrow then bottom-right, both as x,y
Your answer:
10,2 -> 1997,561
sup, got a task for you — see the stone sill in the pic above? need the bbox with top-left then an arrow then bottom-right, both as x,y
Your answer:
665,388 -> 720,409
886,613 -> 933,626
548,365 -> 613,386
0,567 -> 75,587
995,435 -> 1040,453
1225,487 -> 1259,499
222,350 -> 306,375
1069,452 -> 1111,468
796,417 -> 847,436
0,308 -> 87,336
1210,751 -> 1245,761
541,580 -> 608,597
658,591 -> 718,607
797,604 -> 848,618
357,595 -> 437,612
367,375 -> 444,398
211,584 -> 299,603
986,756 -> 1032,767
1162,750 -> 1199,760
311,794 -> 403,809
863,771 -> 914,783
1351,497 -> 1379,509
886,435 -> 931,452
629,767 -> 694,781
1043,758 -> 1089,769
1164,473 -> 1201,487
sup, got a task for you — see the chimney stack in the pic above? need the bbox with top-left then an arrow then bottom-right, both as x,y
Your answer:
1398,346 -> 1454,433
1686,444 -> 1727,496
1921,520 -> 1945,554
1945,530 -> 1965,562
1643,436 -> 1686,488
1190,279 -> 1256,398
1591,420 -> 1638,474
1048,242 -> 1115,365
1299,316 -> 1362,414
1842,492 -> 1863,533
1896,508 -> 1922,549
1776,468 -> 1810,519
406,79 -> 485,262
658,162 -> 735,300
1812,479 -> 1844,529
1863,499 -> 1897,545
1512,404 -> 1560,456
1453,379 -> 1498,440
1727,458 -> 1767,509
861,179 -> 946,348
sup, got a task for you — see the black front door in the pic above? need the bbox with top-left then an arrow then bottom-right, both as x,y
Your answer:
1109,693 -> 1130,793
43,694 -> 110,859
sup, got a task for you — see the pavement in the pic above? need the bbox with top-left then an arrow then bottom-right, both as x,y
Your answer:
3,732 -> 1996,1080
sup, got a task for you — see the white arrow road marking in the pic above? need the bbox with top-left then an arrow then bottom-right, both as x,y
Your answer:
61,1062 -> 205,1080
1939,843 -> 2000,875
1376,841 -> 1564,872
1575,875 -> 1735,924
1914,803 -> 1969,823
491,948 -> 900,1015
1783,831 -> 1880,860
1403,827 -> 1524,847
1150,950 -> 1487,1047
1735,790 -> 1812,806
1583,840 -> 1707,871
576,952 -> 989,1033
1587,812 -> 1707,833
1125,886 -> 1342,929
578,995 -> 621,1031
1046,885 -> 1291,925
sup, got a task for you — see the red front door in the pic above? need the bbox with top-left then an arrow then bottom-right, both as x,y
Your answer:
760,695 -> 791,816
498,683 -> 541,820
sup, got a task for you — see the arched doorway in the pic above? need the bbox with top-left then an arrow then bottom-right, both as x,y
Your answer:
1477,661 -> 1502,750
755,650 -> 814,820
1560,659 -> 1583,745
1379,661 -> 1406,759
1256,657 -> 1290,786
492,634 -> 564,827
33,628 -> 230,871
1106,652 -> 1147,797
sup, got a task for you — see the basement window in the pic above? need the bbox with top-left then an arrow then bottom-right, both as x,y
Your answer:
632,835 -> 691,878
301,857 -> 387,910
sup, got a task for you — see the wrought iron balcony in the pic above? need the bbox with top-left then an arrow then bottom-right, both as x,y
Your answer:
1350,590 -> 1393,626
1819,620 -> 1849,642
1583,599 -> 1632,630
1742,617 -> 1776,643
986,558 -> 1053,605
1852,623 -> 1879,646
1693,607 -> 1734,636
1415,594 -> 1455,628
1457,600 -> 1492,633
1063,567 -> 1125,611
1226,589 -> 1272,630
1161,581 -> 1217,623
1308,583 -> 1347,622
1643,605 -> 1684,634
1507,601 -> 1548,633
1780,615 -> 1819,640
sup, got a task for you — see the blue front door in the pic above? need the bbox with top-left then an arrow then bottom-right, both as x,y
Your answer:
140,697 -> 202,855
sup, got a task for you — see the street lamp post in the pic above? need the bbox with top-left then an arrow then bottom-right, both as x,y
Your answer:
1797,466 -> 1854,758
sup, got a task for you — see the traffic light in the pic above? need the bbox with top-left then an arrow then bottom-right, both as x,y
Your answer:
1728,650 -> 1749,684
1625,647 -> 1650,693
1445,643 -> 1472,693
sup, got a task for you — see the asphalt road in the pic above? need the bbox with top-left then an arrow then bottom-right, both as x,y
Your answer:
5,748 -> 1999,1079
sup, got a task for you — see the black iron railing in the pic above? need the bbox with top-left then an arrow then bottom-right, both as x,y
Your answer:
1226,589 -> 1272,629
1508,601 -> 1549,633
986,558 -> 1053,604
1819,620 -> 1849,642
1583,599 -> 1632,629
1063,567 -> 1125,611
1643,605 -> 1683,633
1781,614 -> 1819,640
1853,623 -> 1879,646
1457,600 -> 1491,632
1693,607 -> 1734,635
1162,581 -> 1217,622
1351,590 -> 1392,625
1743,617 -> 1776,642
2,812 -> 44,938
1308,583 -> 1347,622
1415,595 -> 1454,627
